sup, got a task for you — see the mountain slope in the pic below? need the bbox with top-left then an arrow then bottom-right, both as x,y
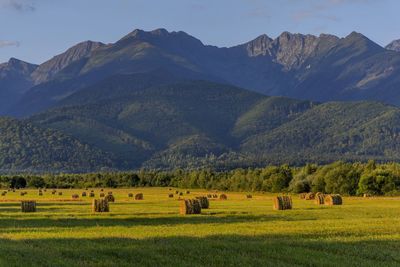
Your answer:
0,117 -> 115,172
23,77 -> 400,170
241,101 -> 400,164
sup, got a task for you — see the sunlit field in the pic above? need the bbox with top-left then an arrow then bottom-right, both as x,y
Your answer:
0,188 -> 399,266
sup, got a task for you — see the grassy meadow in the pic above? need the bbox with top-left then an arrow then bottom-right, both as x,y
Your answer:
0,188 -> 399,266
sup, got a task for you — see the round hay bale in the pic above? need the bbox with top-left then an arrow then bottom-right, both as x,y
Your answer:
207,194 -> 212,198
305,192 -> 315,200
82,192 -> 87,197
1,191 -> 7,196
92,199 -> 109,212
21,201 -> 36,212
108,191 -> 113,195
273,196 -> 293,210
315,194 -> 324,205
38,192 -> 43,196
58,192 -> 63,196
186,190 -> 190,194
128,193 -> 134,198
100,188 -> 104,192
180,199 -> 202,215
175,190 -> 179,194
71,194 -> 79,200
179,192 -> 183,196
89,192 -> 95,197
20,192 -> 25,196
195,196 -> 209,209
135,193 -> 144,200
105,194 -> 115,202
100,193 -> 105,198
219,194 -> 227,200
299,193 -> 307,199
212,194 -> 218,198
168,194 -> 174,198
363,193 -> 371,198
246,194 -> 253,199
325,194 -> 342,205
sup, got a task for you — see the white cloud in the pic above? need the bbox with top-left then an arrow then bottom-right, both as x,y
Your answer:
0,40 -> 20,48
0,0 -> 36,12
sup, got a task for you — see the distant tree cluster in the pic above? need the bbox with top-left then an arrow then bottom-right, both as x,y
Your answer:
1,161 -> 400,196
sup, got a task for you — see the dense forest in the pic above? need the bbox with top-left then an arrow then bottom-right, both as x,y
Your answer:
1,161 -> 399,196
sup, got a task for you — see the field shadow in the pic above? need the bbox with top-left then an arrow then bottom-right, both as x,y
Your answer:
0,214 -> 294,229
0,234 -> 398,266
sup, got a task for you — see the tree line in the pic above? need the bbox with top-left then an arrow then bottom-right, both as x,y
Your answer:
1,161 -> 399,196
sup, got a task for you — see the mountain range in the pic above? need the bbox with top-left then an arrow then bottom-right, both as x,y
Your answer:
2,29 -> 400,171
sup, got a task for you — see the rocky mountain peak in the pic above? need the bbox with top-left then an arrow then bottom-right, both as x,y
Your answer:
245,32 -> 339,70
386,39 -> 400,52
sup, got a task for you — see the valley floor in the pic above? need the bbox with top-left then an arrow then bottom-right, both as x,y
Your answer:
0,188 -> 399,266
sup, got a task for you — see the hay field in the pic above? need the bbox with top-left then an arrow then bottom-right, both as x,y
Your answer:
0,188 -> 399,266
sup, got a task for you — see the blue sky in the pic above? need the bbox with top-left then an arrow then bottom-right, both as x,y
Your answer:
0,0 -> 399,64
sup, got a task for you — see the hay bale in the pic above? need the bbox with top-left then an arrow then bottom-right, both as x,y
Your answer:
363,193 -> 371,198
195,196 -> 209,209
89,192 -> 95,197
38,191 -> 43,196
246,194 -> 253,199
100,188 -> 104,192
315,194 -> 324,205
100,193 -> 105,197
305,192 -> 315,200
21,201 -> 36,212
325,194 -> 342,206
219,194 -> 227,200
186,190 -> 190,194
212,194 -> 218,198
207,194 -> 212,198
128,193 -> 134,198
82,192 -> 87,197
108,191 -> 113,195
92,199 -> 109,212
71,194 -> 79,199
299,193 -> 307,199
105,194 -> 115,202
273,196 -> 292,210
20,192 -> 25,196
175,190 -> 179,194
58,192 -> 63,196
180,199 -> 201,215
135,193 -> 144,200
168,193 -> 174,198
1,191 -> 6,196
51,190 -> 56,195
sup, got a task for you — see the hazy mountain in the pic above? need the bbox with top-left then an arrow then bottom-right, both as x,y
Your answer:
31,40 -> 105,84
8,28 -> 400,117
385,39 -> 400,52
0,58 -> 37,114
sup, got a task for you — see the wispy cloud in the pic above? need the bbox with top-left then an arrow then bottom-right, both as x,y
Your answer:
0,40 -> 20,48
0,0 -> 36,12
241,0 -> 270,19
291,0 -> 376,22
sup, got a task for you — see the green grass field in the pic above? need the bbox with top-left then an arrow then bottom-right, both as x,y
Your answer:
0,188 -> 399,266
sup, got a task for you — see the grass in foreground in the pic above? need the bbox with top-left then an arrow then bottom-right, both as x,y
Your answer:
0,188 -> 399,266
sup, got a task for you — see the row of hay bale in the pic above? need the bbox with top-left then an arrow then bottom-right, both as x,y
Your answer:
299,192 -> 343,206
